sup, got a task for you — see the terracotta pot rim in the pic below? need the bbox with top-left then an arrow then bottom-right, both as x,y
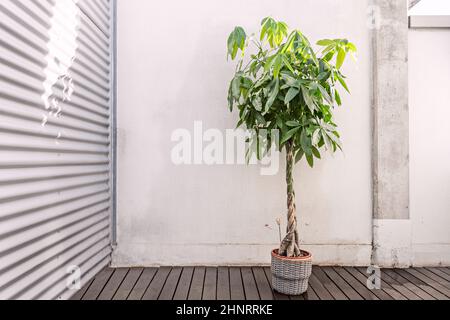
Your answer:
272,249 -> 312,261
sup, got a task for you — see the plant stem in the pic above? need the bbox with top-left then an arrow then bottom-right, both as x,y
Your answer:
279,140 -> 301,257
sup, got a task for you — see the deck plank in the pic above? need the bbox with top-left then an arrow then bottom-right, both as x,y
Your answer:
82,268 -> 114,300
427,268 -> 450,282
377,270 -> 418,300
73,266 -> 448,300
303,286 -> 319,300
113,268 -> 143,300
333,267 -> 379,300
229,267 -> 245,300
289,294 -> 304,300
188,267 -> 206,300
322,267 -> 363,300
393,269 -> 448,300
252,267 -> 273,300
202,267 -> 218,300
70,278 -> 94,300
313,266 -> 347,300
127,268 -> 157,300
439,267 -> 450,276
382,269 -> 433,300
353,268 -> 408,300
344,267 -> 392,300
263,267 -> 289,300
308,272 -> 333,300
241,267 -> 260,300
159,267 -> 183,300
97,268 -> 129,300
217,267 -> 230,300
142,267 -> 171,300
173,267 -> 194,300
404,268 -> 450,298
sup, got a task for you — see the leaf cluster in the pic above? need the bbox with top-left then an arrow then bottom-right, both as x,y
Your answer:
227,17 -> 356,167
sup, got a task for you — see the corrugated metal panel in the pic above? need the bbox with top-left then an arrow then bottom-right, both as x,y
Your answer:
0,0 -> 114,300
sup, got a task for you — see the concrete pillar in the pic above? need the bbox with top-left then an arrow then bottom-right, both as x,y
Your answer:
371,0 -> 411,267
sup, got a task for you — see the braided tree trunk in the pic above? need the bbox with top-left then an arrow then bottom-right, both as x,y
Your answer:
279,141 -> 302,257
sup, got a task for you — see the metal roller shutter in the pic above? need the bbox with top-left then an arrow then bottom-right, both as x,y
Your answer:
0,0 -> 114,300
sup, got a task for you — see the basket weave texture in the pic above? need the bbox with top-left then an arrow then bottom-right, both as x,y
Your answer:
271,250 -> 312,295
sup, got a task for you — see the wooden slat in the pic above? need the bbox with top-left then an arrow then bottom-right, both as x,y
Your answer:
142,267 -> 171,300
113,268 -> 143,300
345,267 -> 393,300
188,267 -> 206,300
159,267 -> 183,300
355,268 -> 409,300
217,267 -> 230,300
420,268 -> 450,286
263,267 -> 289,300
72,266 -> 449,300
439,267 -> 450,276
313,266 -> 347,300
306,272 -> 332,300
173,267 -> 194,300
241,267 -> 259,300
394,269 -> 448,300
82,268 -> 113,300
252,267 -> 273,300
202,267 -> 217,300
229,267 -> 245,300
333,267 -> 379,300
127,268 -> 157,300
408,269 -> 450,297
70,278 -> 94,300
303,286 -> 319,300
97,268 -> 129,300
427,268 -> 450,282
322,267 -> 363,300
382,269 -> 431,300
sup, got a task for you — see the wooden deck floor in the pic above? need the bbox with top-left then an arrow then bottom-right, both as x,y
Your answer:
71,266 -> 450,300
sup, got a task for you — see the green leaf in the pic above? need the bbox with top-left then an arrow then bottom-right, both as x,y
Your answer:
231,76 -> 241,99
295,149 -> 304,163
255,112 -> 267,125
227,27 -> 247,60
317,71 -> 330,81
317,39 -> 334,46
286,120 -> 300,127
301,86 -> 316,112
335,72 -> 350,93
281,126 -> 300,145
264,55 -> 277,73
284,87 -> 299,105
335,89 -> 342,106
264,78 -> 279,113
281,54 -> 295,73
252,95 -> 263,111
312,146 -> 321,159
322,130 -> 332,151
347,42 -> 357,52
336,48 -> 346,69
273,55 -> 283,78
318,84 -> 332,104
306,154 -> 314,168
300,129 -> 311,154
312,129 -> 321,146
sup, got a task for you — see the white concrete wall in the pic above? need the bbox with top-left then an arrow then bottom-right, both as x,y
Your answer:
409,28 -> 450,266
113,0 -> 373,266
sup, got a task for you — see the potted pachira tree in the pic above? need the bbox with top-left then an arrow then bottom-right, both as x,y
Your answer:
227,17 -> 356,295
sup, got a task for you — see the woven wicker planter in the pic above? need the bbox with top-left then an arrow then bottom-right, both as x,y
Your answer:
271,249 -> 312,295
